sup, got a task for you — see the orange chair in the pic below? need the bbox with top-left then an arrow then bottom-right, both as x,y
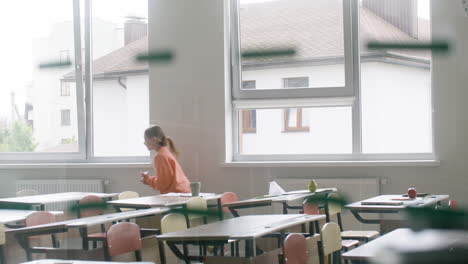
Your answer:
78,195 -> 107,249
105,222 -> 142,261
449,200 -> 458,209
284,233 -> 308,264
25,211 -> 59,261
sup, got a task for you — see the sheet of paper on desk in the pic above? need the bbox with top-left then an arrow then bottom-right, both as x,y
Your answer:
269,181 -> 286,195
361,201 -> 404,205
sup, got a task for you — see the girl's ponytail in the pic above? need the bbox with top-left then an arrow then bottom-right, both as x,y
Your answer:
165,136 -> 179,157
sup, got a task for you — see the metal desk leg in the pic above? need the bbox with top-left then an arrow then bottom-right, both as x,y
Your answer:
79,228 -> 89,250
158,240 -> 166,264
245,239 -> 256,258
282,202 -> 288,214
217,198 -> 224,220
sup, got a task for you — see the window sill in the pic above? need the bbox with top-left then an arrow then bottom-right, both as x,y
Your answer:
0,162 -> 152,169
222,160 -> 440,167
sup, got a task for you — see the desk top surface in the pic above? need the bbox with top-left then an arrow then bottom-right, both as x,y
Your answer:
345,194 -> 449,211
0,192 -> 119,205
7,207 -> 166,234
223,188 -> 337,208
157,214 -> 325,241
21,260 -> 154,264
0,209 -> 64,224
342,228 -> 468,261
108,193 -> 222,207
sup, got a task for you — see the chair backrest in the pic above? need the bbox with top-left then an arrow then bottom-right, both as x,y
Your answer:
186,196 -> 208,220
449,200 -> 458,209
118,191 -> 140,212
320,222 -> 342,256
161,213 -> 187,234
106,222 -> 141,257
326,193 -> 342,216
220,192 -> 239,213
25,211 -> 57,227
119,191 -> 139,200
16,189 -> 40,197
303,200 -> 320,215
0,223 -> 5,245
284,233 -> 308,264
79,195 -> 104,218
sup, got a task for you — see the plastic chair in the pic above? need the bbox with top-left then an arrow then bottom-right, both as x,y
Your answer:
104,222 -> 142,261
25,211 -> 59,261
325,193 -> 379,243
118,191 -> 140,212
79,195 -> 107,249
186,197 -> 208,228
219,192 -> 240,256
16,189 -> 40,197
161,213 -> 189,264
449,200 -> 458,209
284,233 -> 308,264
320,223 -> 342,264
220,192 -> 239,214
0,223 -> 5,264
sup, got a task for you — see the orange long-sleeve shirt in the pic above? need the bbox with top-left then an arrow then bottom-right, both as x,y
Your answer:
143,146 -> 191,194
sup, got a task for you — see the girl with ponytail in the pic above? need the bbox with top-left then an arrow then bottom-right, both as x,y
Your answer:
141,126 -> 190,194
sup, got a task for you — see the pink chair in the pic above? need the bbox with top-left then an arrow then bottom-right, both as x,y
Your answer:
284,233 -> 308,264
79,195 -> 107,249
220,192 -> 240,256
220,192 -> 239,214
449,200 -> 459,209
25,211 -> 59,261
105,222 -> 142,261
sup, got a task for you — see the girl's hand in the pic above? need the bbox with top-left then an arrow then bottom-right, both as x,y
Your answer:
140,171 -> 149,184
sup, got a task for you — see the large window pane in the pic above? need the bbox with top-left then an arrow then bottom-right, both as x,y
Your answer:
238,107 -> 352,154
0,0 -> 79,153
91,0 -> 149,156
360,0 -> 432,153
239,0 -> 346,90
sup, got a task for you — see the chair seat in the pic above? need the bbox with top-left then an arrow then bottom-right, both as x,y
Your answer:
341,239 -> 359,249
87,233 -> 107,240
341,230 -> 379,240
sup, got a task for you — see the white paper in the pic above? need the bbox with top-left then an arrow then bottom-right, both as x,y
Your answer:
161,192 -> 215,197
268,181 -> 286,195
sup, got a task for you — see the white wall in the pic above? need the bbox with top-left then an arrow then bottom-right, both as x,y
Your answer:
147,0 -> 468,217
0,0 -> 467,232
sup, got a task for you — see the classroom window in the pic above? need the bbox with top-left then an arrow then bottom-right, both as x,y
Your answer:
0,0 -> 148,161
282,77 -> 310,132
231,0 -> 433,161
61,110 -> 71,127
60,81 -> 71,96
241,80 -> 257,133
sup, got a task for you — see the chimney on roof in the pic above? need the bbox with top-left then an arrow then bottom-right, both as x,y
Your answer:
362,0 -> 418,39
124,16 -> 147,45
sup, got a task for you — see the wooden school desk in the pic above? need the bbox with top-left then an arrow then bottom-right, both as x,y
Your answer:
0,192 -> 119,211
223,188 -> 337,217
345,194 -> 449,224
157,214 -> 325,262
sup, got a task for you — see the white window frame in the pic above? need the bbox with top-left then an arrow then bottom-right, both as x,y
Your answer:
229,0 -> 435,162
0,0 -> 148,163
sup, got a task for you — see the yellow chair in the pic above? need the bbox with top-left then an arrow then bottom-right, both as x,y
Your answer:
160,213 -> 189,264
0,223 -> 5,264
118,191 -> 140,212
326,193 -> 379,243
320,222 -> 342,264
16,189 -> 39,197
186,197 -> 208,227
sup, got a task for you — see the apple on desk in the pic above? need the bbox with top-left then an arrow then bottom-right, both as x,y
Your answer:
407,187 -> 417,198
